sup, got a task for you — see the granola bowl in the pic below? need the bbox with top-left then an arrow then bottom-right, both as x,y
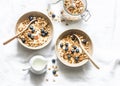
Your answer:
55,29 -> 93,67
16,11 -> 53,50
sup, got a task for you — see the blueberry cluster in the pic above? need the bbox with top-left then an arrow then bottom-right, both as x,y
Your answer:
71,46 -> 79,54
41,28 -> 48,37
60,42 -> 81,63
60,43 -> 69,52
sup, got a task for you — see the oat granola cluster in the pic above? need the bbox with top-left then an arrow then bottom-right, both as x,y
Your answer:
17,16 -> 52,47
64,0 -> 85,15
58,34 -> 89,64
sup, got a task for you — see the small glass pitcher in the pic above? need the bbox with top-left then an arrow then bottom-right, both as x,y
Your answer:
48,0 -> 91,21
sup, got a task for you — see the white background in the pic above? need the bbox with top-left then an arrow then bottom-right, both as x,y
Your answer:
0,0 -> 120,86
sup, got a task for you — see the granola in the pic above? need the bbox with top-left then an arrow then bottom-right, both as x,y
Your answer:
16,16 -> 52,48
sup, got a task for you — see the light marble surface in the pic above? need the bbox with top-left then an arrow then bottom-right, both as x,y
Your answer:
0,0 -> 120,86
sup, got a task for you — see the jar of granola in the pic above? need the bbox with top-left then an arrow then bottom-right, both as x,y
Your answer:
48,0 -> 91,21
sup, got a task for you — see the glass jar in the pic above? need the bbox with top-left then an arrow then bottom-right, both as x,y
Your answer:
48,0 -> 91,21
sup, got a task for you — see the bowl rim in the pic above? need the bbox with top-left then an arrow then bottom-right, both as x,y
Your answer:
55,29 -> 93,67
15,11 -> 53,50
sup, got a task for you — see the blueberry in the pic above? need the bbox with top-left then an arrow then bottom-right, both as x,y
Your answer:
52,70 -> 56,75
29,25 -> 34,30
41,33 -> 46,37
21,38 -> 26,43
65,43 -> 69,47
28,33 -> 31,38
75,56 -> 79,63
44,31 -> 48,35
73,46 -> 77,49
32,29 -> 35,33
30,35 -> 34,40
52,59 -> 56,64
41,29 -> 45,33
60,43 -> 63,48
52,14 -> 56,18
28,16 -> 33,21
65,47 -> 68,51
67,54 -> 71,59
76,48 -> 79,53
71,49 -> 74,54
71,35 -> 76,40
82,39 -> 87,45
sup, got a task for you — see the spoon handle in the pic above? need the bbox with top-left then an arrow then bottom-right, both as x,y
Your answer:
73,34 -> 100,69
82,47 -> 100,69
3,34 -> 19,45
3,19 -> 36,45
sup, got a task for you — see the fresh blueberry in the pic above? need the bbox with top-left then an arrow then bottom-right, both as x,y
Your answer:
41,28 -> 45,33
75,56 -> 79,63
52,14 -> 56,18
67,54 -> 71,59
73,46 -> 77,49
71,49 -> 74,54
28,16 -> 33,21
30,35 -> 34,40
21,38 -> 26,43
52,59 -> 56,64
60,43 -> 63,48
28,33 -> 31,38
65,43 -> 69,47
71,35 -> 75,40
65,47 -> 68,51
45,31 -> 48,35
52,70 -> 56,75
76,48 -> 79,53
82,39 -> 87,45
32,29 -> 35,33
41,32 -> 46,37
29,25 -> 34,30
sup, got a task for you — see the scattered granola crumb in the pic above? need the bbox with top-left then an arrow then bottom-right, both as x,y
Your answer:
53,79 -> 56,82
61,19 -> 65,22
66,23 -> 69,26
52,65 -> 54,69
54,66 -> 58,69
48,68 -> 51,70
46,79 -> 48,81
55,74 -> 58,77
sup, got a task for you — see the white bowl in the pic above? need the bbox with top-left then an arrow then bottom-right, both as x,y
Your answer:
16,11 -> 53,50
55,29 -> 93,67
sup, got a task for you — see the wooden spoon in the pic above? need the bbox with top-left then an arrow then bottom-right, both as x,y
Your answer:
3,18 -> 37,45
73,34 -> 100,69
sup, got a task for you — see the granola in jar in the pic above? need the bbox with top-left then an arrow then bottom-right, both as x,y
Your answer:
64,0 -> 85,15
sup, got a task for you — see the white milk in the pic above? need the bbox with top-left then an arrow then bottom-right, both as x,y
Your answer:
30,55 -> 48,74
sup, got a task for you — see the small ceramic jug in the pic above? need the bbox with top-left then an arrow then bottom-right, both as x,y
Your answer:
23,55 -> 48,75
